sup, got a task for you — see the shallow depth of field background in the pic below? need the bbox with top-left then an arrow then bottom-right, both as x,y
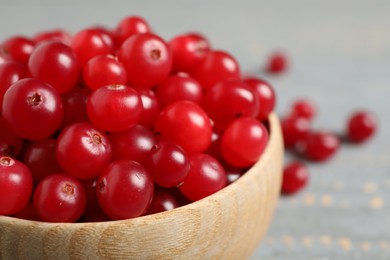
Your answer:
1,0 -> 390,258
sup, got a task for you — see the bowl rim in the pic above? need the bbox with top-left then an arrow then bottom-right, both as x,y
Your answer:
0,113 -> 280,227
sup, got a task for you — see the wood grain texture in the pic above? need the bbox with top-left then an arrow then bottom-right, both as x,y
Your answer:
0,114 -> 283,260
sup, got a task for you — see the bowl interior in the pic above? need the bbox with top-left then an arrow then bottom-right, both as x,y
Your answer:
0,113 -> 284,259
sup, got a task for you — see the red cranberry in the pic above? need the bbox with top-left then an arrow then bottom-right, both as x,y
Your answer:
290,98 -> 317,120
2,36 -> 35,64
282,161 -> 309,195
281,115 -> 311,149
118,33 -> 172,88
191,50 -> 240,91
243,77 -> 276,121
299,131 -> 340,161
169,32 -> 210,73
266,51 -> 288,74
347,110 -> 377,143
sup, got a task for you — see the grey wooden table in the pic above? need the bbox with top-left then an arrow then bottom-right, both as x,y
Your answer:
1,0 -> 389,259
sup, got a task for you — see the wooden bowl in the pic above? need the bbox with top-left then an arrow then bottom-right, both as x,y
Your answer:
0,113 -> 283,260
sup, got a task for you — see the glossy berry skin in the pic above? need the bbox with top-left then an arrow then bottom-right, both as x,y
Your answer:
191,50 -> 240,91
56,122 -> 112,179
179,153 -> 226,201
60,86 -> 91,130
87,84 -> 143,132
155,101 -> 213,154
115,16 -> 151,46
0,61 -> 27,111
138,89 -> 160,129
221,117 -> 269,168
281,115 -> 311,149
290,98 -> 316,120
71,28 -> 114,66
300,131 -> 340,161
2,78 -> 64,140
146,189 -> 179,215
266,52 -> 288,74
0,117 -> 23,158
347,111 -> 377,143
83,55 -> 127,90
33,173 -> 86,222
97,160 -> 154,220
169,32 -> 210,73
118,33 -> 172,88
243,77 -> 276,121
203,80 -> 260,132
146,141 -> 190,188
109,124 -> 157,165
33,29 -> 72,45
0,156 -> 33,215
28,41 -> 80,93
2,36 -> 35,64
155,74 -> 203,108
282,161 -> 309,195
23,138 -> 62,183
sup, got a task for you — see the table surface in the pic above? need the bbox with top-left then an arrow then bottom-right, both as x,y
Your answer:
1,1 -> 389,259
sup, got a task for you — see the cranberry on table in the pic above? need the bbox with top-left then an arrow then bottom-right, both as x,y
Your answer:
146,141 -> 190,188
266,51 -> 288,74
28,40 -> 80,93
191,50 -> 240,91
87,84 -> 143,132
300,131 -> 340,161
243,77 -> 276,121
56,122 -> 112,179
347,110 -> 377,143
33,173 -> 86,222
109,124 -> 157,165
0,156 -> 33,216
169,32 -> 210,73
202,80 -> 260,132
221,117 -> 269,168
97,160 -> 154,220
281,115 -> 311,149
282,161 -> 309,195
1,36 -> 35,64
154,101 -> 213,154
155,74 -> 203,108
2,78 -> 64,140
118,33 -> 172,88
290,98 -> 317,120
179,153 -> 226,201
83,55 -> 127,90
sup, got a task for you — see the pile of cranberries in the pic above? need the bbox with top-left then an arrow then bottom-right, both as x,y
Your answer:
0,16 -> 276,222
